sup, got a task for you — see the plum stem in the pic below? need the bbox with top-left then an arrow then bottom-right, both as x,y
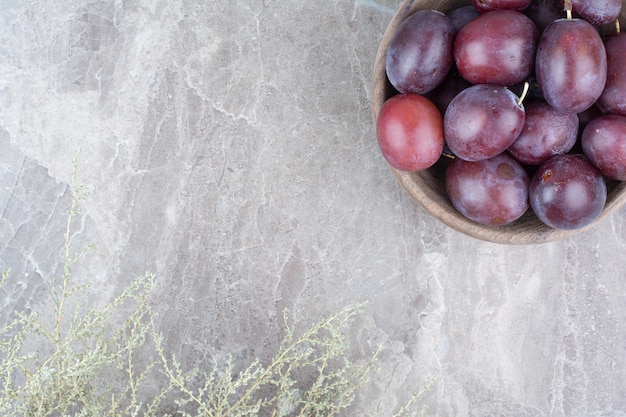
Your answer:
517,81 -> 530,107
564,0 -> 572,19
617,19 -> 621,34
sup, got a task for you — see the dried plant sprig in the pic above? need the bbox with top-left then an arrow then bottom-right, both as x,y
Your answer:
154,304 -> 379,417
0,149 -> 430,416
0,149 -> 159,416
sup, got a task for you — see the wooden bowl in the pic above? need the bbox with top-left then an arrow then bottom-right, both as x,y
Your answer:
371,0 -> 626,244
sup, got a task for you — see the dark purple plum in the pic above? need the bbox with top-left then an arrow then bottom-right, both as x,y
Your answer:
425,70 -> 472,114
508,100 -> 578,165
582,114 -> 626,180
575,104 -> 604,151
529,154 -> 607,230
385,10 -> 455,94
597,32 -> 626,116
454,10 -> 538,86
535,18 -> 607,113
524,0 -> 565,33
578,104 -> 604,129
568,0 -> 622,26
444,84 -> 526,162
448,5 -> 480,33
446,153 -> 530,225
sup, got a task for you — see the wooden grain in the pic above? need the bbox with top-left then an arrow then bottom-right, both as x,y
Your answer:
371,0 -> 626,244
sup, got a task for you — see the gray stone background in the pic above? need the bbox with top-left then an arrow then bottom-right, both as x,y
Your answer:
1,1 -> 625,416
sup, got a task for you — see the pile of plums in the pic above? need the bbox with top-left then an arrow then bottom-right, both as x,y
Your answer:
376,0 -> 626,230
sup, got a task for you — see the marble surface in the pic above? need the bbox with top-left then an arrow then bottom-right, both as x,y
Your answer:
2,1 -> 626,416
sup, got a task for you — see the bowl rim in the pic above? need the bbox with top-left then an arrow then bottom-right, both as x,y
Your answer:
371,0 -> 626,244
